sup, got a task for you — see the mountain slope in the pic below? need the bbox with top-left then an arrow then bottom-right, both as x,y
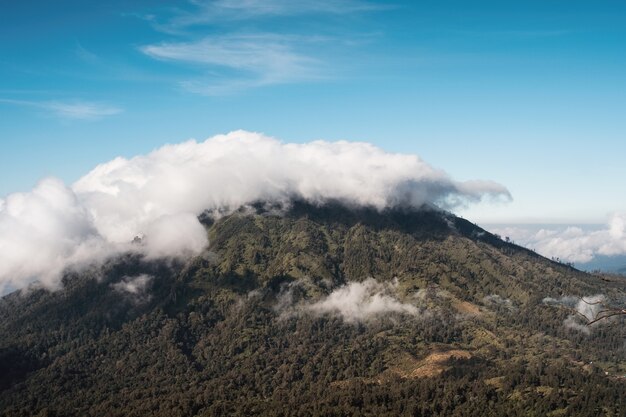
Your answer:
1,202 -> 626,416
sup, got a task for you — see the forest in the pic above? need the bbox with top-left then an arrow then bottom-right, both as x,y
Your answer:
1,202 -> 626,416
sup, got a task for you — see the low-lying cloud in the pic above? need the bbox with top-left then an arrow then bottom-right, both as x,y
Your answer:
0,131 -> 509,294
307,278 -> 418,322
276,278 -> 421,323
490,216 -> 626,264
112,274 -> 153,304
112,274 -> 152,295
543,294 -> 606,334
482,294 -> 515,310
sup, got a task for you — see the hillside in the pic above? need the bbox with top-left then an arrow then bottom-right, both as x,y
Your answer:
1,202 -> 626,416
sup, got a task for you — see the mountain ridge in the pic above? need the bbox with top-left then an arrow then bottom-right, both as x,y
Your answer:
1,202 -> 625,416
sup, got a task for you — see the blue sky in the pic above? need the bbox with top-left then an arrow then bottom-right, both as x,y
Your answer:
1,0 -> 626,224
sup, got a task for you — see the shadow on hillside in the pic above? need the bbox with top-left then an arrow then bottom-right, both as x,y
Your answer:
0,347 -> 45,393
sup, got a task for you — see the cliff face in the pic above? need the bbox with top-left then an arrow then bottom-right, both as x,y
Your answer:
1,202 -> 625,416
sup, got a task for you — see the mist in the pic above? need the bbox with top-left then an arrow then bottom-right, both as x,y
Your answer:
111,274 -> 154,304
274,278 -> 422,323
543,294 -> 606,334
307,278 -> 419,322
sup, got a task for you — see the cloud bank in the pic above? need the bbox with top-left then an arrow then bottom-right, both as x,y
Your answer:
0,130 -> 509,294
490,215 -> 626,264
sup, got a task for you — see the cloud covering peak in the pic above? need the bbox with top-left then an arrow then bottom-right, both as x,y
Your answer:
75,131 -> 509,218
0,131 -> 509,294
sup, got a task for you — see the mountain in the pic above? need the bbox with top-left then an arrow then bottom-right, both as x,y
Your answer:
1,201 -> 626,416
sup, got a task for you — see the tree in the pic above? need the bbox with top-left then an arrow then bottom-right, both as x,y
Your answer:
577,297 -> 626,325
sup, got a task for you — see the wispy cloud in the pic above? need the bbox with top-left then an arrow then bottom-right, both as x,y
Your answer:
162,0 -> 385,29
141,34 -> 322,94
42,101 -> 122,120
0,98 -> 122,120
457,29 -> 571,40
138,0 -> 384,94
75,43 -> 100,64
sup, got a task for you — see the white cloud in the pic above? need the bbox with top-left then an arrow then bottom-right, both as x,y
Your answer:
141,213 -> 208,260
112,274 -> 153,304
112,274 -> 152,295
490,215 -> 626,263
1,131 -> 508,294
307,278 -> 419,322
141,34 -> 321,94
0,178 -> 112,294
0,98 -> 122,120
73,131 -> 509,227
543,294 -> 605,320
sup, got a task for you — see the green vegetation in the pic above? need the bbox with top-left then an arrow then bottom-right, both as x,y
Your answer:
1,202 -> 625,416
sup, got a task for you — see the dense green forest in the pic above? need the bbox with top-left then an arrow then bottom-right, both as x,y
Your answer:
1,202 -> 626,416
